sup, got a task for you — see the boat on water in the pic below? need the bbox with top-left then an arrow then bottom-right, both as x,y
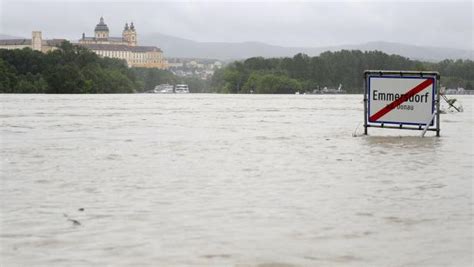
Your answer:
175,84 -> 190,94
149,83 -> 190,94
322,84 -> 345,94
308,84 -> 346,94
154,84 -> 174,94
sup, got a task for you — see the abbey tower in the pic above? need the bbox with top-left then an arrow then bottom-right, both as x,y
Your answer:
122,22 -> 137,46
31,31 -> 42,51
94,17 -> 109,39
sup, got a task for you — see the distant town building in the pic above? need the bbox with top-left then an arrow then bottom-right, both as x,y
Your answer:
166,58 -> 224,80
77,17 -> 168,69
168,62 -> 184,68
213,61 -> 223,69
0,31 -> 64,53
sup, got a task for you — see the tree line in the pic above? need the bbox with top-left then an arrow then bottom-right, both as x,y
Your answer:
0,41 -> 211,94
211,50 -> 474,94
2,43 -> 472,94
0,41 -> 139,93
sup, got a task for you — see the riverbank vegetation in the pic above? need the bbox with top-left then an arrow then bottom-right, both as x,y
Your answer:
0,41 -> 209,94
0,42 -> 139,93
1,42 -> 472,94
211,51 -> 474,94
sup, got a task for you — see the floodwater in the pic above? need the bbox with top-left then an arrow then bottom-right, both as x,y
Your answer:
0,94 -> 472,266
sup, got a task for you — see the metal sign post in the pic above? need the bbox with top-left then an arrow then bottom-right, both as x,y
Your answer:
363,70 -> 440,136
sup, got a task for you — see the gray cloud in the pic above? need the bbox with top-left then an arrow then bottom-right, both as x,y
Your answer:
1,0 -> 472,49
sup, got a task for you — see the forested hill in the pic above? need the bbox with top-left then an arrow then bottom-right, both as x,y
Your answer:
0,42 -> 139,93
211,51 -> 474,94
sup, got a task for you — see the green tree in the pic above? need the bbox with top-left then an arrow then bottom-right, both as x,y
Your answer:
131,68 -> 177,92
45,64 -> 86,93
0,58 -> 18,93
212,50 -> 473,94
16,73 -> 48,93
255,74 -> 301,94
0,41 -> 142,93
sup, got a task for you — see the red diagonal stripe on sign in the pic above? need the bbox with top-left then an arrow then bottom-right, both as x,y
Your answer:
369,78 -> 433,122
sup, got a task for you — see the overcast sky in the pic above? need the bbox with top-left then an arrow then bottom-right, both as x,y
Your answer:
0,0 -> 472,49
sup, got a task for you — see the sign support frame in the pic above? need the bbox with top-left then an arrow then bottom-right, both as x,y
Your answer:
363,70 -> 440,137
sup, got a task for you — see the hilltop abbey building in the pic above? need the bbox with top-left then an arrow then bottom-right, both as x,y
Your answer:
0,17 -> 167,69
78,17 -> 167,69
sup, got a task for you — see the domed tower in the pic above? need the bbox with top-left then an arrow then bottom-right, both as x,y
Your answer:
94,17 -> 109,40
122,22 -> 130,44
127,22 -> 137,46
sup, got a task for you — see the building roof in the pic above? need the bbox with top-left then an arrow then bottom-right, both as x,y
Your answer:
79,43 -> 162,53
46,39 -> 66,46
94,17 -> 109,32
81,36 -> 125,43
108,37 -> 125,42
0,38 -> 65,47
0,39 -> 32,45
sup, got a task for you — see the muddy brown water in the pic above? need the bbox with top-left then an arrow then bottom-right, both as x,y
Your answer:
1,94 -> 472,266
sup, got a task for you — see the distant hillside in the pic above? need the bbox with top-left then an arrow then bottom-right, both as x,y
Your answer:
328,42 -> 473,62
141,33 -> 473,62
140,33 -> 298,60
3,32 -> 472,62
0,34 -> 24,39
